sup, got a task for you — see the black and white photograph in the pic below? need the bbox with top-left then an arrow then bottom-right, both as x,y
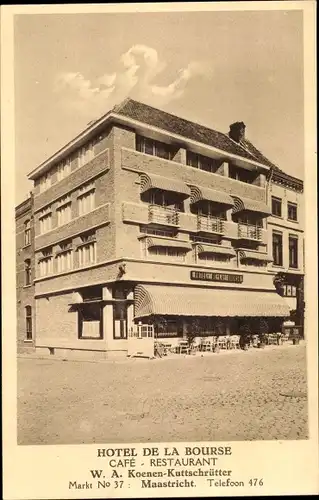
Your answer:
2,2 -> 318,499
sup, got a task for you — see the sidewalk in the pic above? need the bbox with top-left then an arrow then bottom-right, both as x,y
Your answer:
18,340 -> 306,364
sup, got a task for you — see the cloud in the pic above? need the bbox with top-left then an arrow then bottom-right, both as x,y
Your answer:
54,45 -> 211,116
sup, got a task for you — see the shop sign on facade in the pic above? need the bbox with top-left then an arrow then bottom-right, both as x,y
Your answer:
190,271 -> 244,284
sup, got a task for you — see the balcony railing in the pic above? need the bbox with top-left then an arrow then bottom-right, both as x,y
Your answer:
197,215 -> 224,234
148,204 -> 179,226
238,223 -> 262,241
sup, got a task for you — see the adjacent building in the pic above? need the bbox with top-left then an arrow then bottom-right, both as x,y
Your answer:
16,195 -> 35,353
16,98 -> 305,357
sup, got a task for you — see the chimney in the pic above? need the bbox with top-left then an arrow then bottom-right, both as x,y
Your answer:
229,122 -> 246,143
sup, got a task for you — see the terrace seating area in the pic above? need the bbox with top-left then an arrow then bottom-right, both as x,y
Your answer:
153,328 -> 302,358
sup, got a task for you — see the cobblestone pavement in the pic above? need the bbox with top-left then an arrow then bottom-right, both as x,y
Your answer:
18,344 -> 308,445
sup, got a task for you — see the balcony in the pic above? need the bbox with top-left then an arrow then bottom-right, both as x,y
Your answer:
238,223 -> 262,241
148,204 -> 179,227
197,215 -> 224,235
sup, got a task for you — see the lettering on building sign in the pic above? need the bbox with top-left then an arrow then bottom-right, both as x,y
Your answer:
190,271 -> 243,284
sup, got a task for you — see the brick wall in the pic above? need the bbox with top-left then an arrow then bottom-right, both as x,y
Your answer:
121,148 -> 267,202
16,198 -> 35,352
34,149 -> 110,211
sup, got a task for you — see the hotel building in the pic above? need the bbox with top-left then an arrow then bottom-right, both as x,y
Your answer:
17,98 -> 304,356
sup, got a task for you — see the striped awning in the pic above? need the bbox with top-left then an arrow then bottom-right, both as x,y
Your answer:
231,196 -> 271,216
146,237 -> 192,251
134,285 -> 290,318
189,185 -> 234,206
239,250 -> 273,262
140,172 -> 190,198
195,243 -> 236,256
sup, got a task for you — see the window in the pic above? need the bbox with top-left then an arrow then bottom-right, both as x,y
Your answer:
148,247 -> 186,262
186,151 -> 217,172
229,164 -> 256,184
57,201 -> 72,226
190,234 -> 220,244
39,248 -> 53,277
283,284 -> 297,297
25,306 -> 32,340
271,196 -> 282,217
24,220 -> 31,246
57,158 -> 71,181
78,183 -> 95,216
140,226 -> 176,238
78,234 -> 96,267
136,135 -> 173,160
39,209 -> 52,234
78,141 -> 95,167
272,232 -> 283,266
80,285 -> 103,302
24,259 -> 31,285
287,202 -> 298,221
289,235 -> 298,269
113,302 -> 128,339
39,173 -> 51,192
56,250 -> 73,273
198,254 -> 231,264
78,303 -> 103,339
154,318 -> 182,338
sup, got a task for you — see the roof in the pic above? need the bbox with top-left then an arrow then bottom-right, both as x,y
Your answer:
115,98 -> 278,169
27,97 -> 303,191
134,284 -> 290,318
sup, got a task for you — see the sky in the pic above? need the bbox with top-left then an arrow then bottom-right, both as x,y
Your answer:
14,9 -> 304,204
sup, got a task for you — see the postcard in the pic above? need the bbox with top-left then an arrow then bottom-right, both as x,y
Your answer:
1,2 -> 318,498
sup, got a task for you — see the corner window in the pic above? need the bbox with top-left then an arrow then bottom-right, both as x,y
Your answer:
25,259 -> 31,285
272,231 -> 283,266
271,196 -> 282,217
25,306 -> 32,340
24,220 -> 31,246
289,235 -> 298,269
287,202 -> 298,221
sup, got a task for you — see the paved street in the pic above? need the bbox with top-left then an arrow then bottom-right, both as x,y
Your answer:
18,344 -> 308,445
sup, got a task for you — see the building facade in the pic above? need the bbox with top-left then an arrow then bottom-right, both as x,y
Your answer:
16,195 -> 35,353
18,99 -> 304,357
268,170 -> 304,328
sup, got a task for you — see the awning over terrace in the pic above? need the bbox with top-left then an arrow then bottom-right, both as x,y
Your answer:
140,172 -> 190,198
134,285 -> 290,318
189,185 -> 234,207
231,195 -> 271,217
